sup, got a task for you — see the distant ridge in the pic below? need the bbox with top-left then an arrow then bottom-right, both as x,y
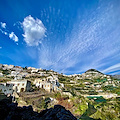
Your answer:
112,75 -> 120,79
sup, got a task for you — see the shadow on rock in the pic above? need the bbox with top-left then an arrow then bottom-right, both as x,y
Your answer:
0,98 -> 77,120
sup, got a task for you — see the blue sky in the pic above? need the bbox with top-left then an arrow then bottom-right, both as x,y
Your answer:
0,0 -> 120,75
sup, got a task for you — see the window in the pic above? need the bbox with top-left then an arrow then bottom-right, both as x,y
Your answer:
45,85 -> 46,87
22,83 -> 24,86
18,83 -> 20,86
48,85 -> 49,87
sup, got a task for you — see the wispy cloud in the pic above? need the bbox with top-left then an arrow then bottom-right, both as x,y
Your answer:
21,15 -> 46,46
38,1 -> 120,75
102,63 -> 120,74
110,71 -> 120,75
0,46 -> 2,49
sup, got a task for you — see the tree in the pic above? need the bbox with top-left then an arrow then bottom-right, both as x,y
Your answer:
23,66 -> 27,70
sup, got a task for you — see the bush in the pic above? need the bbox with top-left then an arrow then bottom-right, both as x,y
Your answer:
54,92 -> 61,100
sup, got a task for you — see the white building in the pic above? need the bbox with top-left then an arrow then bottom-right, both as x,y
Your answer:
31,69 -> 39,73
27,67 -> 36,70
60,83 -> 64,88
10,71 -> 19,76
7,80 -> 31,93
38,71 -> 45,76
35,79 -> 52,92
0,72 -> 3,77
0,83 -> 14,95
34,76 -> 60,92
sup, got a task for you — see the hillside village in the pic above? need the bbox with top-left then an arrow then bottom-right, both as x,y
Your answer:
0,64 -> 120,119
0,64 -> 63,95
0,64 -> 120,98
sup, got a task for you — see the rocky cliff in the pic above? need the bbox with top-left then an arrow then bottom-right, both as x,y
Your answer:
0,98 -> 77,120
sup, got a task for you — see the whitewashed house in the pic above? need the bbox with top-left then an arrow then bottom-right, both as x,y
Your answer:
7,80 -> 31,93
34,78 -> 52,92
34,76 -> 60,92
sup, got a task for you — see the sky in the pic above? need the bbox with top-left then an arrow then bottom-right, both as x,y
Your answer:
0,0 -> 120,75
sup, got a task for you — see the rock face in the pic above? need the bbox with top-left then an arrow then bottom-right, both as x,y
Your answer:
0,98 -> 77,120
39,105 -> 77,120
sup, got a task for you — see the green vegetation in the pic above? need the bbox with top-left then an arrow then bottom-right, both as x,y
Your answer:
57,73 -> 120,119
113,88 -> 120,95
2,69 -> 10,75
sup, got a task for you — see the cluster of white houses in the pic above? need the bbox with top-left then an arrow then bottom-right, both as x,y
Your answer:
0,75 -> 62,96
0,64 -> 63,96
0,64 -> 60,81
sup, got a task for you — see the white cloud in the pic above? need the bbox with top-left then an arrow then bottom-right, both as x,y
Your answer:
0,46 -> 2,49
0,22 -> 6,28
22,15 -> 46,46
9,32 -> 18,42
0,22 -> 19,44
102,63 -> 120,73
0,29 -> 18,43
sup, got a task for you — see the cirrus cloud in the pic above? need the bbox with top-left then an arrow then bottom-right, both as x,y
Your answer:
22,15 -> 46,46
102,63 -> 120,74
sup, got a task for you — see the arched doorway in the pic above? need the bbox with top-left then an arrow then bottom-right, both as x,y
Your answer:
20,88 -> 24,92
